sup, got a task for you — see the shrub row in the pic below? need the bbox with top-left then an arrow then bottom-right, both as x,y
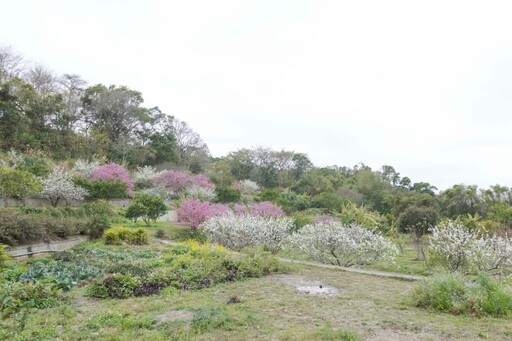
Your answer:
0,208 -> 84,245
104,227 -> 148,245
0,201 -> 118,245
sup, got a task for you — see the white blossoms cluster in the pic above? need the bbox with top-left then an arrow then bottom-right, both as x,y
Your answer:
289,221 -> 398,267
201,213 -> 294,253
132,165 -> 160,189
41,167 -> 88,207
72,159 -> 101,177
237,180 -> 260,196
430,221 -> 512,275
183,185 -> 217,202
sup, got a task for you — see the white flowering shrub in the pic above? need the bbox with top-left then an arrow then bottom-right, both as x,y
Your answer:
132,165 -> 160,189
183,185 -> 217,202
429,221 -> 512,275
72,159 -> 101,177
41,167 -> 88,207
428,221 -> 478,272
289,221 -> 398,267
201,213 -> 294,253
235,180 -> 260,196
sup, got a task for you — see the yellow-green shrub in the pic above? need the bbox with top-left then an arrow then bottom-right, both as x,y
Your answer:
103,227 -> 148,245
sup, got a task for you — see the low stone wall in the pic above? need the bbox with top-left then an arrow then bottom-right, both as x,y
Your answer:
7,236 -> 89,258
1,197 -> 132,208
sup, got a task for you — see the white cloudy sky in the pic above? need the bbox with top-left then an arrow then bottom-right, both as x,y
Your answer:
2,0 -> 512,189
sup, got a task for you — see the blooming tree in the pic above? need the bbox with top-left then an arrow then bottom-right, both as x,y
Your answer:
429,221 -> 512,275
251,201 -> 285,218
232,179 -> 260,196
289,221 -> 398,266
202,213 -> 294,253
152,170 -> 214,199
177,199 -> 229,230
132,165 -> 160,189
72,159 -> 101,177
190,174 -> 214,189
41,167 -> 88,207
232,202 -> 285,218
183,185 -> 217,202
428,221 -> 478,272
90,162 -> 134,191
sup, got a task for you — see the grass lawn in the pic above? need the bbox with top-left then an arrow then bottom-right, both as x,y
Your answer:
13,262 -> 512,340
6,226 -> 512,341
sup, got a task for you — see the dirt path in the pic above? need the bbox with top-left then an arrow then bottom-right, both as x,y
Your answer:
278,257 -> 424,281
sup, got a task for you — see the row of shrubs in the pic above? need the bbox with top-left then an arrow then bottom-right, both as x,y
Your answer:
0,200 -> 118,245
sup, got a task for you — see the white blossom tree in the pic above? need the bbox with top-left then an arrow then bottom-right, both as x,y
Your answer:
41,167 -> 88,207
429,221 -> 512,275
202,213 -> 294,253
72,159 -> 101,178
132,165 -> 160,189
289,221 -> 398,266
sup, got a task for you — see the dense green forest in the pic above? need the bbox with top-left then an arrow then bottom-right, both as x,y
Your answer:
1,46 -> 512,233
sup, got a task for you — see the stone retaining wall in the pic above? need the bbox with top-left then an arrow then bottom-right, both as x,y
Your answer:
1,197 -> 132,208
7,236 -> 89,258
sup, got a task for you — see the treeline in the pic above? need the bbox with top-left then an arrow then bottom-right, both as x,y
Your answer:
207,149 -> 512,230
0,46 -> 209,170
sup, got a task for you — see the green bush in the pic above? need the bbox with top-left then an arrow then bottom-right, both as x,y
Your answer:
0,167 -> 42,204
129,228 -> 148,245
311,192 -> 345,212
155,229 -> 165,238
0,208 -> 83,245
87,274 -> 139,299
215,186 -> 241,203
104,227 -> 130,245
0,281 -> 60,309
16,155 -> 51,177
0,244 -> 11,268
82,200 -> 117,239
73,177 -> 130,199
103,227 -> 148,245
412,273 -> 512,317
275,190 -> 312,213
125,194 -> 167,226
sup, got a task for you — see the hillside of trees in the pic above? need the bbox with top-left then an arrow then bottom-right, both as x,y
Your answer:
1,46 -> 512,234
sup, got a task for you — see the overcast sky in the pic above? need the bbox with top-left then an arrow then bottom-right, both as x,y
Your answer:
2,0 -> 512,190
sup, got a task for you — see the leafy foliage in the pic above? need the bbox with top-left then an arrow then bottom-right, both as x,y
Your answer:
0,208 -> 84,245
215,186 -> 241,203
104,227 -> 149,245
73,177 -> 130,199
125,193 -> 167,225
82,199 -> 117,238
412,273 -> 512,317
19,258 -> 100,291
86,240 -> 286,299
0,167 -> 42,203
